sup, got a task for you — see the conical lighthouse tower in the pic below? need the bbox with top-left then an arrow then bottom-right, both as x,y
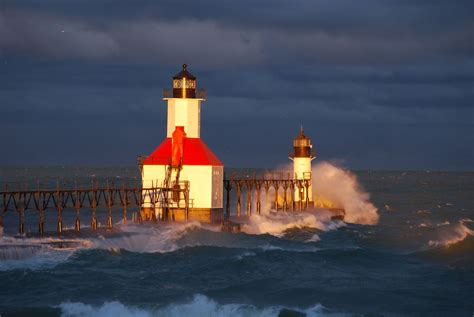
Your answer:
141,64 -> 224,222
289,127 -> 316,208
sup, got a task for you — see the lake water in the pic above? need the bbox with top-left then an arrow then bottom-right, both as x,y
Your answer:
0,166 -> 473,316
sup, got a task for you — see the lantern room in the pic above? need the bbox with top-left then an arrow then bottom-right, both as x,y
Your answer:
293,127 -> 315,158
172,64 -> 197,98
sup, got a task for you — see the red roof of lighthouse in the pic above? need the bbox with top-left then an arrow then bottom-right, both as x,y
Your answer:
143,138 -> 223,166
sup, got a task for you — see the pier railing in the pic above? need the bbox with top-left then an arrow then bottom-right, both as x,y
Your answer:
0,180 -> 189,235
0,173 -> 344,235
223,171 -> 313,217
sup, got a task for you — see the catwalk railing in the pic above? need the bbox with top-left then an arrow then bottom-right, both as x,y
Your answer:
223,171 -> 315,218
0,173 -> 344,235
0,180 -> 189,235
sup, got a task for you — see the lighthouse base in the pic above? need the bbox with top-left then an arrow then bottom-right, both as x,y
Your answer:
140,207 -> 223,224
186,208 -> 224,223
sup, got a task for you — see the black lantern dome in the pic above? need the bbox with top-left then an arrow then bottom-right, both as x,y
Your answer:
293,126 -> 314,158
172,64 -> 196,98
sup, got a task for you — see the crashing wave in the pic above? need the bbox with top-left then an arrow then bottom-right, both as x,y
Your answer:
427,220 -> 474,248
0,236 -> 92,271
312,162 -> 379,225
261,162 -> 379,225
241,209 -> 345,237
0,222 -> 201,270
59,294 -> 345,317
92,221 -> 202,253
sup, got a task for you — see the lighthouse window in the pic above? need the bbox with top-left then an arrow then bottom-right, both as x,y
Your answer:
185,80 -> 196,89
173,79 -> 182,88
174,79 -> 195,89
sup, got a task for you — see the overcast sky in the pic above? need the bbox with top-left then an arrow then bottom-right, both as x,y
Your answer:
0,0 -> 473,170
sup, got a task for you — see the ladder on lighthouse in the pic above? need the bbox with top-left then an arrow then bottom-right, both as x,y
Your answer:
159,159 -> 189,220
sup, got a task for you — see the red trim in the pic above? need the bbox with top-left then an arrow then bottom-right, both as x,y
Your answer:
143,138 -> 223,166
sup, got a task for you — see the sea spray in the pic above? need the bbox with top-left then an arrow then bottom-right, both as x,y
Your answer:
312,162 -> 379,225
243,182 -> 345,236
256,161 -> 379,225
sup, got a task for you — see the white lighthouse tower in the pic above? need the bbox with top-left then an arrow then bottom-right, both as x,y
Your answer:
141,64 -> 224,222
289,127 -> 315,208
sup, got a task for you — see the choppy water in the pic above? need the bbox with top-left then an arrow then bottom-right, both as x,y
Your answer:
0,167 -> 473,316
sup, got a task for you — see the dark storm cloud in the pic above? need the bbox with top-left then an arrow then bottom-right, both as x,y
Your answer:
0,0 -> 472,169
1,0 -> 473,65
0,9 -> 263,65
4,0 -> 473,33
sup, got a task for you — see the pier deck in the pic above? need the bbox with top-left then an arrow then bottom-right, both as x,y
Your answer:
0,172 -> 344,235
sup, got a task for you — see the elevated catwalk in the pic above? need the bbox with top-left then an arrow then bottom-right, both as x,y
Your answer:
0,174 -> 344,236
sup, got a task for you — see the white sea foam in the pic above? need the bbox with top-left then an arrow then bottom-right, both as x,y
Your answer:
0,222 -> 201,270
233,251 -> 256,260
0,236 -> 92,271
91,222 -> 201,253
240,209 -> 345,237
306,234 -> 321,243
418,220 -> 452,228
59,294 -> 347,317
428,220 -> 474,248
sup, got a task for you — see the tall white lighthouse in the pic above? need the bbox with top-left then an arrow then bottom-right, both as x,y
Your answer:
289,127 -> 315,208
141,64 -> 224,222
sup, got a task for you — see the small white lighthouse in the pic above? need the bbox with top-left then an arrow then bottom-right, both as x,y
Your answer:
289,127 -> 315,207
141,64 -> 224,222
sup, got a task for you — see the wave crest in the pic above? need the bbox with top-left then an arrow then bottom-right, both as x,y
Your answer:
428,220 -> 474,248
93,222 -> 202,253
0,222 -> 201,270
59,294 -> 337,317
